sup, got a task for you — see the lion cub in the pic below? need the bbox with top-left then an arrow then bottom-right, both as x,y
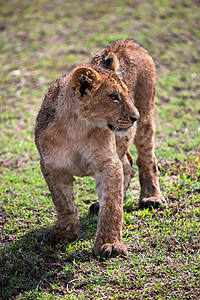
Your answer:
35,39 -> 165,258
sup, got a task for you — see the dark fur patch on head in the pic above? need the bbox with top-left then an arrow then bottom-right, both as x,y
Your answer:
79,80 -> 91,97
77,72 -> 95,97
101,58 -> 112,68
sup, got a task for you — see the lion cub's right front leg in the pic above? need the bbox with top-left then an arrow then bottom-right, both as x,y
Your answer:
40,160 -> 78,245
93,157 -> 127,258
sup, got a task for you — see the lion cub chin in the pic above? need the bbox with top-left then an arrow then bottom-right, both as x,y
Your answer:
35,39 -> 165,259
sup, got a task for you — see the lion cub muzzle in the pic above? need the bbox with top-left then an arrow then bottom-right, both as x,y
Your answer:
107,104 -> 139,135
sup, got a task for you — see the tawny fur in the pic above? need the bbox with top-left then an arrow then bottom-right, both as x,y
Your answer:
35,39 -> 165,258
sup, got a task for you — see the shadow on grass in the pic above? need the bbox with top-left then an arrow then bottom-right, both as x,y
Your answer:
0,212 -> 98,299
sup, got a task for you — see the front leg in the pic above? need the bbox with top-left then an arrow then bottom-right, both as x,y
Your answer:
134,122 -> 166,209
89,151 -> 134,214
93,157 -> 127,258
40,160 -> 78,245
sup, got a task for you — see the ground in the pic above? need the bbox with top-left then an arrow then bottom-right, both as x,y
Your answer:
0,0 -> 200,299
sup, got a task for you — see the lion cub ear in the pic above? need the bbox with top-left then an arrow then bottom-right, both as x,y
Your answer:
71,67 -> 99,98
101,52 -> 119,73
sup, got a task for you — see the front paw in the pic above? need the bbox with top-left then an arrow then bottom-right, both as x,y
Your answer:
139,196 -> 166,209
45,224 -> 77,246
93,242 -> 127,259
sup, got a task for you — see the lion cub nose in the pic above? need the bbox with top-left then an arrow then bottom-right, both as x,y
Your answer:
129,115 -> 138,124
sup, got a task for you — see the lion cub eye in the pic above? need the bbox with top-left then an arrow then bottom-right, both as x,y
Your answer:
109,94 -> 120,103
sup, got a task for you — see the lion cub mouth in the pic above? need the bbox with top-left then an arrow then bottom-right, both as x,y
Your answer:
108,123 -> 123,132
107,124 -> 129,137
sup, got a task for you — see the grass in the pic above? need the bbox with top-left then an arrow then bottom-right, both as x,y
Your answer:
0,0 -> 200,299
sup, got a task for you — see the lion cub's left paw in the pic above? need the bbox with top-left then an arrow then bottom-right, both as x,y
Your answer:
45,224 -> 78,246
94,242 -> 127,259
139,196 -> 166,209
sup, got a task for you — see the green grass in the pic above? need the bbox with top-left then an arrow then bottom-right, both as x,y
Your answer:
0,0 -> 200,299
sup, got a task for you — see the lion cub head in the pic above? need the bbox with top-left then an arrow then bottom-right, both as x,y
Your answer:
71,53 -> 139,135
